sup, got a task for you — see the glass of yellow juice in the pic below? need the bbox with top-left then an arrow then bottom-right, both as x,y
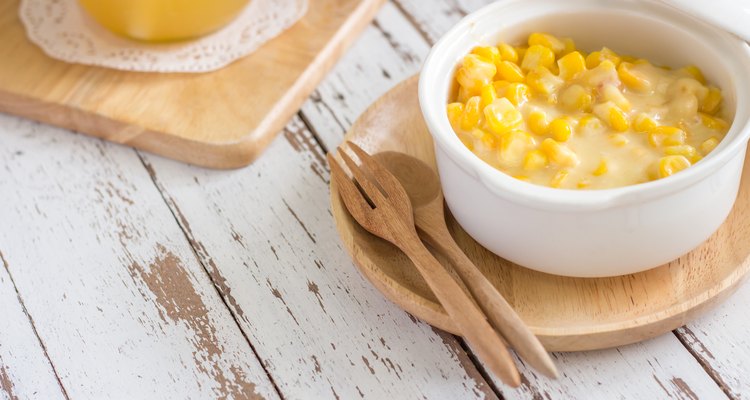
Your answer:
77,0 -> 250,42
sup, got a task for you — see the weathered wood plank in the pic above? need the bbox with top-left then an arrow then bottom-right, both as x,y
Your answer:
0,258 -> 67,400
0,114 -> 279,400
676,283 -> 750,398
139,115 -> 498,399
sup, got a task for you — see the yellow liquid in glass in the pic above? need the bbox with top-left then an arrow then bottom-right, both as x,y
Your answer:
78,0 -> 250,42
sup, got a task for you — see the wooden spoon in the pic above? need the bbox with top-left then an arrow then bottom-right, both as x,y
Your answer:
374,151 -> 559,379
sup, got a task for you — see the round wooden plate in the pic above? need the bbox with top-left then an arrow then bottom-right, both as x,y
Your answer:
330,75 -> 750,351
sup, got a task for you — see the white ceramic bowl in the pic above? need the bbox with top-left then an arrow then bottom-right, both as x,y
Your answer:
419,0 -> 750,277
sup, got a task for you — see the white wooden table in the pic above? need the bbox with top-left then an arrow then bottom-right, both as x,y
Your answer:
1,1 -> 748,399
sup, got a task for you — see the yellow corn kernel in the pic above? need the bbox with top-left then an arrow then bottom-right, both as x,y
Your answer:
498,43 -> 518,63
447,102 -> 464,129
648,126 -> 686,147
471,128 -> 496,148
632,113 -> 658,132
457,86 -> 471,103
701,87 -> 722,114
525,66 -> 564,96
549,169 -> 569,188
609,133 -> 629,147
699,113 -> 729,130
504,82 -> 531,106
618,62 -> 652,92
701,137 -> 720,154
549,117 -> 575,142
514,174 -> 530,182
664,144 -> 700,162
522,149 -> 548,171
521,45 -> 556,71
527,109 -> 550,135
680,65 -> 706,84
516,45 -> 528,61
541,138 -> 580,167
528,32 -> 566,54
496,60 -> 525,83
578,114 -> 603,134
557,51 -> 586,80
585,47 -> 621,69
559,84 -> 592,112
593,101 -> 629,132
492,80 -> 511,97
471,46 -> 501,64
577,178 -> 591,189
484,98 -> 522,135
562,38 -> 577,56
593,157 -> 608,176
456,54 -> 497,93
581,60 -> 618,88
460,96 -> 481,131
657,155 -> 691,178
480,84 -> 497,108
497,130 -> 537,167
601,84 -> 631,111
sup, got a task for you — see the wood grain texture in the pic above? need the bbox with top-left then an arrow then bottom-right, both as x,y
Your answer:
0,114 -> 278,399
0,259 -> 67,400
0,0 -> 384,169
139,116 -> 499,399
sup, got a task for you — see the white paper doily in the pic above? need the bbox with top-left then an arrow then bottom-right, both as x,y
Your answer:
18,0 -> 308,73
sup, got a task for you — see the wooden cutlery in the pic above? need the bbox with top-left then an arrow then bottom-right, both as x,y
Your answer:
328,140 -> 558,386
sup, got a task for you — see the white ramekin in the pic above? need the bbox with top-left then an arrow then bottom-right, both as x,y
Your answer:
419,0 -> 750,277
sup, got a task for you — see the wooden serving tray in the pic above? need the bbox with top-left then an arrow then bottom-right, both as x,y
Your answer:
330,76 -> 750,351
0,0 -> 384,169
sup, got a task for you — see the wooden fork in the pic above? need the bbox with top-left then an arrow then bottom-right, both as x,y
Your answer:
328,142 -> 522,387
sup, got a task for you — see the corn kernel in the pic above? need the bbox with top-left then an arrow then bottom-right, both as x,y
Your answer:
456,54 -> 497,93
549,117 -> 574,142
581,60 -> 618,88
609,133 -> 629,147
680,65 -> 706,84
480,84 -> 497,108
525,66 -> 564,96
664,144 -> 699,162
492,80 -> 511,97
577,115 -> 603,135
549,169 -> 569,188
514,174 -> 530,182
657,155 -> 691,178
593,101 -> 629,132
527,109 -> 549,135
472,46 -> 501,64
585,47 -> 621,69
562,38 -> 577,56
460,96 -> 482,131
496,60 -> 525,83
497,130 -> 537,167
577,178 -> 591,189
701,137 -> 720,154
618,62 -> 652,92
557,51 -> 586,80
701,86 -> 722,114
447,102 -> 464,129
601,84 -> 631,111
516,46 -> 528,61
484,98 -> 522,135
632,113 -> 657,132
498,43 -> 518,63
593,157 -> 608,176
521,45 -> 556,71
528,32 -> 566,54
699,113 -> 729,130
472,128 -> 496,148
457,86 -> 471,103
559,84 -> 592,112
541,138 -> 580,167
523,149 -> 548,171
504,82 -> 531,106
648,126 -> 686,147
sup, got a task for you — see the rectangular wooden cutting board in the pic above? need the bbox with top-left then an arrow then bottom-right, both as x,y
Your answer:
0,0 -> 384,168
